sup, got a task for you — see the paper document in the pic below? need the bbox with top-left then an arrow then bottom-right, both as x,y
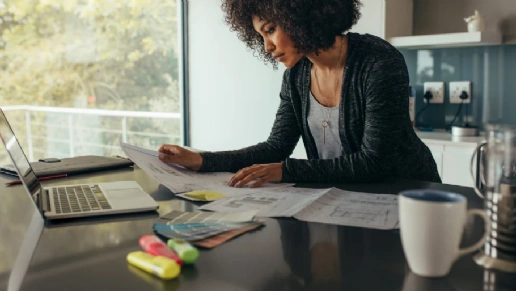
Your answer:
120,142 -> 294,198
200,187 -> 328,217
202,188 -> 399,230
293,188 -> 399,230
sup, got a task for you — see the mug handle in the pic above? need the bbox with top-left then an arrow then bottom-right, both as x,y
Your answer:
470,142 -> 488,199
458,209 -> 491,256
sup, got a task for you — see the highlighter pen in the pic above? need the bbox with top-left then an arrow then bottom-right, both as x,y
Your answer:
139,235 -> 183,266
126,251 -> 180,280
167,238 -> 200,264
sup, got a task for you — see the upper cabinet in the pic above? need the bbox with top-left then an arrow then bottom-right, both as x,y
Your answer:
351,0 -> 413,40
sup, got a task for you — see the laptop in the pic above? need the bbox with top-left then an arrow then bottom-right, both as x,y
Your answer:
0,108 -> 159,220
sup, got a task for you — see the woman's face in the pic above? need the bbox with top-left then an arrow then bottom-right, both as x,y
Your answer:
252,16 -> 303,68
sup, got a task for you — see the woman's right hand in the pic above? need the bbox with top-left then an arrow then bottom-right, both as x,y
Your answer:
158,144 -> 203,172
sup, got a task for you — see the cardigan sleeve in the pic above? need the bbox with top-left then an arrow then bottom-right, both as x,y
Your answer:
198,69 -> 302,173
281,53 -> 409,183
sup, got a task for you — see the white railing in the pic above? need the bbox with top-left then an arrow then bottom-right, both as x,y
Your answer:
1,105 -> 182,161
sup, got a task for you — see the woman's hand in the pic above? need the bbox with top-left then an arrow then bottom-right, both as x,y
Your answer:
158,144 -> 203,171
228,163 -> 283,188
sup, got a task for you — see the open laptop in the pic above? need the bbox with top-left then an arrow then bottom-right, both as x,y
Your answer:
0,108 -> 159,220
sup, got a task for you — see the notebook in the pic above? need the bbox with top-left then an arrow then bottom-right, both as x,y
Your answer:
1,155 -> 134,178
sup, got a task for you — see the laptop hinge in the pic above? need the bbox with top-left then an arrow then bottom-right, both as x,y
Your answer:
39,187 -> 51,212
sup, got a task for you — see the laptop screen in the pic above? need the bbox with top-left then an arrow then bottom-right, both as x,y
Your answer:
0,109 -> 41,197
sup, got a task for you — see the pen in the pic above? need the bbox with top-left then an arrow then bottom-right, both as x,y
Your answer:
163,222 -> 225,227
114,155 -> 130,160
153,222 -> 246,231
0,170 -> 18,177
5,174 -> 68,186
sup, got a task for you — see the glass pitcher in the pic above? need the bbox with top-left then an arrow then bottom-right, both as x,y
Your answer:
470,124 -> 516,273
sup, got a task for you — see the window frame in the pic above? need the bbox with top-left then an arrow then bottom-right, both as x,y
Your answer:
179,0 -> 190,146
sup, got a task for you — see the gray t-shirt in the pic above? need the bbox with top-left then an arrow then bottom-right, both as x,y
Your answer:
307,91 -> 342,159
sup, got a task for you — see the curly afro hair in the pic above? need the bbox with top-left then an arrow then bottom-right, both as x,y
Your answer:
221,0 -> 362,67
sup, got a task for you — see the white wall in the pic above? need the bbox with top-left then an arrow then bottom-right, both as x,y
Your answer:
187,0 -> 306,159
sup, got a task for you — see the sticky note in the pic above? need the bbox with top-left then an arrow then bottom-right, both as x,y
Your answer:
184,190 -> 227,201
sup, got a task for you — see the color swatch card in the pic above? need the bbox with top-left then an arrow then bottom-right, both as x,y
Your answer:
153,210 -> 263,244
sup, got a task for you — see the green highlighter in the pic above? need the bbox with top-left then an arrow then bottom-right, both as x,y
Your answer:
167,239 -> 200,264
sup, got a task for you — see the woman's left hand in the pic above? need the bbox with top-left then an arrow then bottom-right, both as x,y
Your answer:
228,163 -> 283,188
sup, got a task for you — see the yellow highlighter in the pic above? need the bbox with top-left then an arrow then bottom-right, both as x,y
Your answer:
126,251 -> 180,280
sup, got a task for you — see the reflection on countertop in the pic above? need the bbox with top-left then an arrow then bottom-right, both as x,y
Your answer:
0,183 -> 42,276
32,199 -> 187,267
0,168 -> 193,278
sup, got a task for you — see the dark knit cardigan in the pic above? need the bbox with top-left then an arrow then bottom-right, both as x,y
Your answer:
199,33 -> 441,184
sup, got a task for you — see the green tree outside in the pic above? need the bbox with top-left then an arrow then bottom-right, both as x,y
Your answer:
0,0 -> 181,162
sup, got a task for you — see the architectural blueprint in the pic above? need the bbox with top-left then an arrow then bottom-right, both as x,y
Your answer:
120,142 -> 294,198
200,187 -> 328,217
202,187 -> 399,229
293,188 -> 399,230
120,143 -> 399,229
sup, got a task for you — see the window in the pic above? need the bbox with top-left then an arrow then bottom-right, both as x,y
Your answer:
0,0 -> 185,165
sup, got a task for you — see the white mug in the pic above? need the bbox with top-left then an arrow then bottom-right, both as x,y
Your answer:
399,190 -> 491,277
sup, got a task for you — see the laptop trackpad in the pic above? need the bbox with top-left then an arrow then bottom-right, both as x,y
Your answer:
99,181 -> 156,208
105,188 -> 143,200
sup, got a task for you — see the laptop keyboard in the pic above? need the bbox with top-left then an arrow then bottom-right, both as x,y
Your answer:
52,185 -> 112,214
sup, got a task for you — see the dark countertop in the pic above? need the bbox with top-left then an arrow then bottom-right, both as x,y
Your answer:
0,167 -> 515,291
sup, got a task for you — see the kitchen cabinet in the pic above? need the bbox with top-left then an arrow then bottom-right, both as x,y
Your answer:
351,0 -> 413,40
426,144 -> 444,179
417,131 -> 484,188
441,145 -> 478,187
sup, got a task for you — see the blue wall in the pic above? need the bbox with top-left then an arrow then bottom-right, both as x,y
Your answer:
399,44 -> 516,129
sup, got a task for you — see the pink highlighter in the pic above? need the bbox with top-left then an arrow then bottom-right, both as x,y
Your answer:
139,235 -> 183,266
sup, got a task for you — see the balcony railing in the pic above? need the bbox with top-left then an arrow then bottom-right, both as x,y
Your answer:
1,105 -> 181,162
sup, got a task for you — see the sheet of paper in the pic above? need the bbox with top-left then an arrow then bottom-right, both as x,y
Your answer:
200,187 -> 329,217
293,188 -> 399,230
120,142 -> 294,196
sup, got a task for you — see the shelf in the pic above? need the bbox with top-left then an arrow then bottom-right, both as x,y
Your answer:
388,31 -> 502,49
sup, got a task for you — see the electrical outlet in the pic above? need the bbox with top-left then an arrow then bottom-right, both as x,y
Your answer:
449,81 -> 471,104
423,82 -> 444,103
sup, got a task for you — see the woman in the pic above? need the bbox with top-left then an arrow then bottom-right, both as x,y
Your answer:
158,0 -> 441,187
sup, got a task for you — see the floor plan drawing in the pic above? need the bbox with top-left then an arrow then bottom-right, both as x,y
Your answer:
201,188 -> 328,218
330,206 -> 391,226
293,188 -> 399,230
120,142 -> 294,196
200,187 -> 400,229
227,196 -> 280,208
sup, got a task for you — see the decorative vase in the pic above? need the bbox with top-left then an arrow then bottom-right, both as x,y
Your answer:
464,10 -> 486,32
